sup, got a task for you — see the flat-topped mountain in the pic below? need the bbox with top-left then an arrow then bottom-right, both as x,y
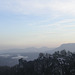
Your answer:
47,43 -> 75,53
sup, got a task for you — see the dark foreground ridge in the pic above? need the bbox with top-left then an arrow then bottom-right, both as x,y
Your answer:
0,50 -> 75,75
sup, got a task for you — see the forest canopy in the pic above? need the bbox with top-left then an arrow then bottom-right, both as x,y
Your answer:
0,50 -> 75,75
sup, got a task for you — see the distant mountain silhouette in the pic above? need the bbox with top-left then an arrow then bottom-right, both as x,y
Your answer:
47,43 -> 75,53
0,47 -> 53,54
0,47 -> 52,66
0,43 -> 75,66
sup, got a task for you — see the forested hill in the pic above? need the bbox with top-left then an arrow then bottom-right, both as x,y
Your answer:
0,50 -> 75,75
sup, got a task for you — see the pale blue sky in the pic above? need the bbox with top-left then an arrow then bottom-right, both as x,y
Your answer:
0,0 -> 75,49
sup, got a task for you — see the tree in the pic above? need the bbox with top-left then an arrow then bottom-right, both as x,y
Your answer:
60,49 -> 67,56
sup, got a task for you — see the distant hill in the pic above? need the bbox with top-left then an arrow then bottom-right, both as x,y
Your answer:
0,47 -> 52,66
47,43 -> 75,54
0,47 -> 53,54
0,43 -> 75,66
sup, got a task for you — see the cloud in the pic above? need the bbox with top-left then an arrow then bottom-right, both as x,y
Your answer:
0,54 -> 10,58
34,18 -> 75,34
0,0 -> 75,15
12,54 -> 28,59
37,19 -> 75,27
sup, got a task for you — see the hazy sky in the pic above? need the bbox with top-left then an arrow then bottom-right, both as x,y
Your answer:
0,0 -> 75,49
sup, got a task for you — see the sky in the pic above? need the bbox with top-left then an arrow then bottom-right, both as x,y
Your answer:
0,0 -> 75,50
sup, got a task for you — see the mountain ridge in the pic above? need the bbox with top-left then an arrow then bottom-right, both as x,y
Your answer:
47,43 -> 75,53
